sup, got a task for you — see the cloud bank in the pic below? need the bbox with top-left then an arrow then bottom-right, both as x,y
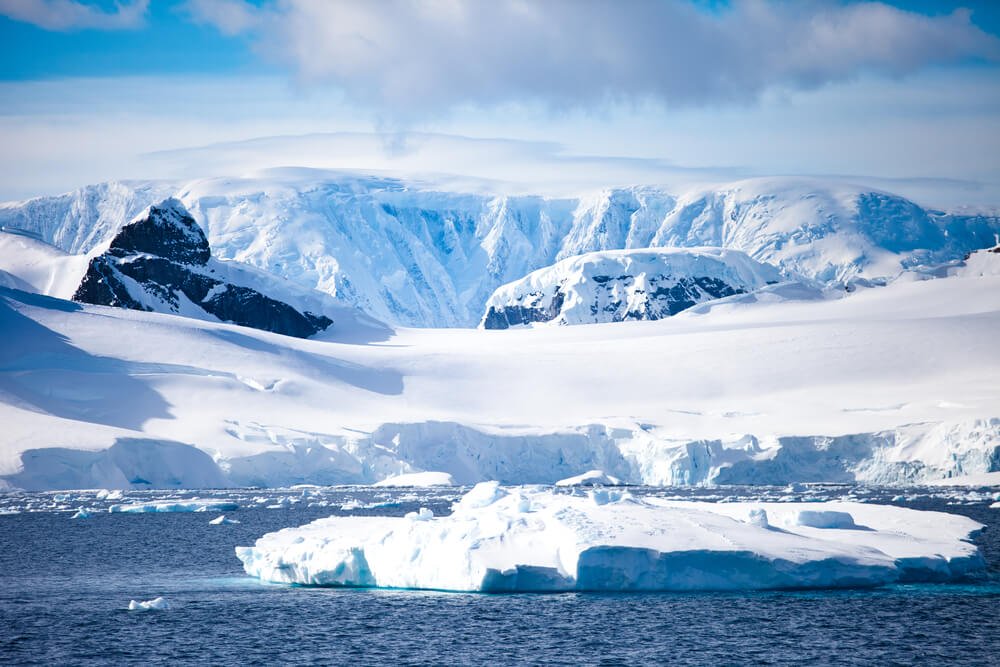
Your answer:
0,0 -> 148,31
187,0 -> 1000,114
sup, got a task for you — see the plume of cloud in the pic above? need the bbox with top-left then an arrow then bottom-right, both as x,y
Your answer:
184,0 -> 1000,115
0,0 -> 148,31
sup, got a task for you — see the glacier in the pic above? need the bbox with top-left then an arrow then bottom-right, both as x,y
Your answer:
1,245 -> 998,489
2,171 -> 998,328
235,483 -> 986,592
1,171 -> 999,490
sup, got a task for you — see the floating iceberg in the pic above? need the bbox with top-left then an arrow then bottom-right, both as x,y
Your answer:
128,597 -> 170,611
109,500 -> 238,513
373,471 -> 456,487
236,483 -> 985,592
555,470 -> 624,487
208,515 -> 241,525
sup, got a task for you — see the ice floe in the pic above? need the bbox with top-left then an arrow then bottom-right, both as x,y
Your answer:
236,484 -> 985,592
128,597 -> 170,611
555,470 -> 624,487
372,471 -> 456,487
208,514 -> 241,525
109,500 -> 238,513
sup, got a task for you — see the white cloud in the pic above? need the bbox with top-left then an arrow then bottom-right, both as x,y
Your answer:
184,0 -> 259,36
186,0 -> 1000,115
0,71 -> 997,209
0,0 -> 148,31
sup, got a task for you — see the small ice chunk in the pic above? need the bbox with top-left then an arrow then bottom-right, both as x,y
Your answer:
209,515 -> 240,525
795,510 -> 858,529
745,508 -> 769,528
452,481 -> 506,513
588,488 -> 632,506
405,508 -> 434,521
128,597 -> 170,611
514,494 -> 532,513
71,509 -> 91,519
989,501 -> 1000,509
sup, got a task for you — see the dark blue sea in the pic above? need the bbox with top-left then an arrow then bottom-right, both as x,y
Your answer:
1,485 -> 998,666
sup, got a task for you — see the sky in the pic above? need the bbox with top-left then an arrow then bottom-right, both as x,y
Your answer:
0,0 -> 999,208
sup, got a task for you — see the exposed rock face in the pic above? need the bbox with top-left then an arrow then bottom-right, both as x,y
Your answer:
482,247 -> 783,328
74,199 -> 331,338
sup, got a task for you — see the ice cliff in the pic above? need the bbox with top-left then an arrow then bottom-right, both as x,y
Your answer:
236,483 -> 986,592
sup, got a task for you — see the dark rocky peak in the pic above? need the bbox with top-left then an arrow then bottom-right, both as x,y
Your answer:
73,197 -> 332,338
108,198 -> 210,265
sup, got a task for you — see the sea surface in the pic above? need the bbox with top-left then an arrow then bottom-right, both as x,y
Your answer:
1,485 -> 998,666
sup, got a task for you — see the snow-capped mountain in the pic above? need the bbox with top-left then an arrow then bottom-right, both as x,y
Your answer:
481,247 -> 784,328
74,198 -> 332,338
2,171 -> 997,327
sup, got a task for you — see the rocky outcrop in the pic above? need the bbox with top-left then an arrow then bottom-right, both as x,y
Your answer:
482,247 -> 783,328
73,199 -> 331,338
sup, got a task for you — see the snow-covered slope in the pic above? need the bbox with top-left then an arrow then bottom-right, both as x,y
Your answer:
0,230 -> 90,298
950,245 -> 1000,278
3,172 -> 997,327
482,247 -> 784,328
238,483 -> 986,591
1,262 -> 998,490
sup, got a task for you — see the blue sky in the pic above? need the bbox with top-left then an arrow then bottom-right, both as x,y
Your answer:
1,0 -> 999,207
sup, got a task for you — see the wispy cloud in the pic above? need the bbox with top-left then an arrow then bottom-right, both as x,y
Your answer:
183,0 -> 259,36
186,0 -> 1000,115
0,0 -> 148,31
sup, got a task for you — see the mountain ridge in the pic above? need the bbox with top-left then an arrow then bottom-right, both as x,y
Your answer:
3,172 -> 998,327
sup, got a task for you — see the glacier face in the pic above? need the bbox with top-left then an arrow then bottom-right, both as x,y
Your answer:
481,247 -> 784,328
2,172 -> 998,327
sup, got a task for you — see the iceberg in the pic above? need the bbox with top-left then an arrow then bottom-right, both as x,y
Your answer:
236,483 -> 985,592
109,500 -> 238,513
555,470 -> 624,487
208,514 -> 241,525
128,597 -> 170,611
372,471 -> 456,487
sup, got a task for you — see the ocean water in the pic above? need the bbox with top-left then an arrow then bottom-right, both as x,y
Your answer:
1,486 -> 998,666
